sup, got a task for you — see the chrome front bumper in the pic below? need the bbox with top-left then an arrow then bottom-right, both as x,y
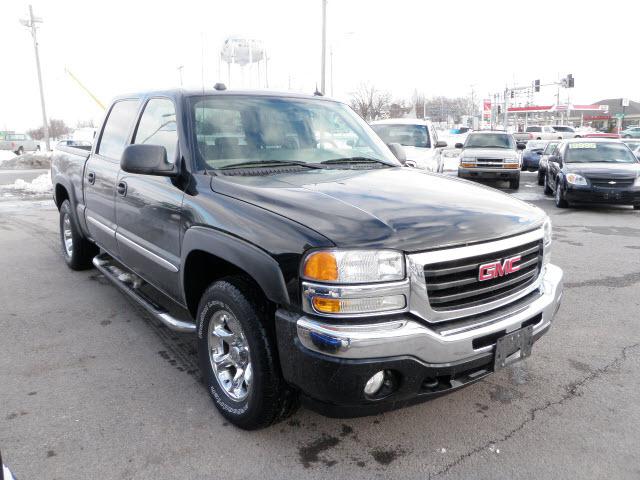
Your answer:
296,263 -> 563,366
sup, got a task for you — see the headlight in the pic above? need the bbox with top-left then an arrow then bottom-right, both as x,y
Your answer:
566,173 -> 587,186
302,249 -> 405,284
460,157 -> 475,168
543,217 -> 552,265
543,217 -> 552,247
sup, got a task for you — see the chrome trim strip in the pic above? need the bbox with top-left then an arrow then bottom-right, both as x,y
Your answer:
86,215 -> 115,236
407,227 -> 545,323
115,232 -> 179,273
301,279 -> 410,318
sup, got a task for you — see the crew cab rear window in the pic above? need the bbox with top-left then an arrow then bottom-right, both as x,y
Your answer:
97,100 -> 139,159
526,127 -> 541,132
133,98 -> 178,163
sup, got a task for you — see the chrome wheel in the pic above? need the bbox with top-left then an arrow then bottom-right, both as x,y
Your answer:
62,213 -> 73,257
208,309 -> 252,401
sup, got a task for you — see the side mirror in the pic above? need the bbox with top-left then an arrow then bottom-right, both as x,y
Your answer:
550,155 -> 562,166
454,142 -> 464,149
435,140 -> 447,148
121,144 -> 178,177
387,142 -> 407,163
517,142 -> 527,150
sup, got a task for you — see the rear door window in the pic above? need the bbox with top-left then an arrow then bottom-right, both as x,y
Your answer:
133,98 -> 178,162
97,100 -> 140,160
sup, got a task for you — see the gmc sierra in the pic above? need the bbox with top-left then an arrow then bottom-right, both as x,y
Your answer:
51,88 -> 563,429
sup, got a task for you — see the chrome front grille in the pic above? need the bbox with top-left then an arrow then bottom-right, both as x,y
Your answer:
423,240 -> 542,311
587,177 -> 635,188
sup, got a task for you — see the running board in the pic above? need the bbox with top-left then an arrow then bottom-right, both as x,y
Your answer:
92,254 -> 196,333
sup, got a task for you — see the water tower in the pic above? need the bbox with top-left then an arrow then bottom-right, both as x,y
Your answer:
220,37 -> 268,88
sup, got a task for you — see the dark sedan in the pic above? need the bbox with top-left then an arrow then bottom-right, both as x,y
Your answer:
537,141 -> 560,185
521,140 -> 547,171
544,139 -> 640,209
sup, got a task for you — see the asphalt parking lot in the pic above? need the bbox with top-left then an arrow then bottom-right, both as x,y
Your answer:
1,171 -> 640,479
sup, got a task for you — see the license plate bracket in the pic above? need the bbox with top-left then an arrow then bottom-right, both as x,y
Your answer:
494,325 -> 533,371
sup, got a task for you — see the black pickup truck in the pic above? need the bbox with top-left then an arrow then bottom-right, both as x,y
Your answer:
51,88 -> 563,429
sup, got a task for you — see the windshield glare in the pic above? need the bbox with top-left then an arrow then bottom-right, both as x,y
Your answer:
371,124 -> 431,148
464,133 -> 515,149
190,96 -> 399,169
565,142 -> 638,164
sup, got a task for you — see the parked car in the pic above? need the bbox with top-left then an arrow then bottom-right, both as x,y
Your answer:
521,140 -> 547,171
537,140 -> 561,185
549,125 -> 579,139
524,126 -> 563,140
56,139 -> 93,150
52,88 -> 562,429
0,132 -> 39,155
456,131 -> 526,189
584,132 -> 621,139
622,139 -> 640,157
620,126 -> 640,138
544,139 -> 640,209
370,119 -> 447,172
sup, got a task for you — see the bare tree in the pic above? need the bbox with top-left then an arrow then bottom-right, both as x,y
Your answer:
76,119 -> 96,128
349,83 -> 391,121
28,119 -> 72,140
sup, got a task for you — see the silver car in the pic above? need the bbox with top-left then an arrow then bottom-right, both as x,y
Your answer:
0,132 -> 39,155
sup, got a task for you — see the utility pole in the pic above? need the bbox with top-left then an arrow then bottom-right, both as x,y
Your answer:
503,87 -> 509,130
20,5 -> 49,151
320,0 -> 327,94
177,65 -> 184,87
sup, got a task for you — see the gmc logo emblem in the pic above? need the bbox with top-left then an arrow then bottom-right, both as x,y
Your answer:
479,255 -> 521,281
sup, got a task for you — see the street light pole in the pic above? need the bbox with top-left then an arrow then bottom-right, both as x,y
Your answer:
21,5 -> 50,151
320,0 -> 327,95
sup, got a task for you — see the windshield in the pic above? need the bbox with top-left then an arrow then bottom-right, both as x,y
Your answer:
552,126 -> 574,132
464,133 -> 515,149
371,124 -> 431,148
543,142 -> 559,155
190,96 -> 399,169
565,142 -> 638,164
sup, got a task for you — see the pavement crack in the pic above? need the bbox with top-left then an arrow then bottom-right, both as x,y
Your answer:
432,342 -> 640,478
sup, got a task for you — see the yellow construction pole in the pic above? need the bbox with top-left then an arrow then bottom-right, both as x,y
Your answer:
64,66 -> 105,110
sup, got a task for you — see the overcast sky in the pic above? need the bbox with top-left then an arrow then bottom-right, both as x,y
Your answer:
1,0 -> 639,131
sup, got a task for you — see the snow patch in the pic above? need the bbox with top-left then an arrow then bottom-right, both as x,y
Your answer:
0,151 -> 17,164
6,173 -> 52,193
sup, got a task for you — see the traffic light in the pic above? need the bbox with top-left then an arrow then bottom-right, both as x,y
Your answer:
534,79 -> 540,92
497,105 -> 502,114
510,90 -> 514,99
567,74 -> 574,88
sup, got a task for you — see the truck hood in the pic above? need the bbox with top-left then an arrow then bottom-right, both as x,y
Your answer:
210,168 -> 545,251
462,148 -> 519,160
565,162 -> 640,178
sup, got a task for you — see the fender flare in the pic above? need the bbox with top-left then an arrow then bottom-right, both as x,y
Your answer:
52,174 -> 89,236
180,226 -> 290,306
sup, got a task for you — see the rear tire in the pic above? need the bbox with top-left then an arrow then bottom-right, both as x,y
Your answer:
197,277 -> 298,430
624,135 -> 631,138
59,200 -> 98,270
555,181 -> 569,208
16,147 -> 24,155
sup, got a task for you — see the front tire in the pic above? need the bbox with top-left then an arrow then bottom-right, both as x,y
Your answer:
59,200 -> 98,270
555,181 -> 569,208
537,171 -> 544,186
197,277 -> 298,430
509,177 -> 520,189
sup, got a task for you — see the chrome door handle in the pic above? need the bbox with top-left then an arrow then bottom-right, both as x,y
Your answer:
87,172 -> 95,184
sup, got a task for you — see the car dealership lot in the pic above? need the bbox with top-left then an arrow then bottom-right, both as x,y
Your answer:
1,172 -> 640,479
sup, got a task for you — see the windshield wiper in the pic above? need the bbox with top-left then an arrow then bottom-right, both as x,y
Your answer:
320,157 -> 392,166
219,160 -> 325,170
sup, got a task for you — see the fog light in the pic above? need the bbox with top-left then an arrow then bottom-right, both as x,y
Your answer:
364,371 -> 386,396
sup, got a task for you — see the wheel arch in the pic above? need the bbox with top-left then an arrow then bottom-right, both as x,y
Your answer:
181,226 -> 290,319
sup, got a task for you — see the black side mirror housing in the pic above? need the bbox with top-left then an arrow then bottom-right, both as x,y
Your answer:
517,142 -> 527,150
121,144 -> 178,176
454,142 -> 464,149
551,154 -> 562,166
387,143 -> 407,163
435,140 -> 448,148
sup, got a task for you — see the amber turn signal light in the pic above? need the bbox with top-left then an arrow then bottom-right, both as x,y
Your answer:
303,251 -> 338,282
